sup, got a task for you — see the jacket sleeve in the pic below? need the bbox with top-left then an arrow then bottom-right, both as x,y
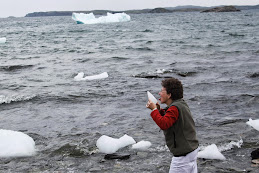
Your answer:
150,106 -> 179,130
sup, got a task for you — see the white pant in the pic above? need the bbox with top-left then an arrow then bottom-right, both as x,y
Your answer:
169,148 -> 199,173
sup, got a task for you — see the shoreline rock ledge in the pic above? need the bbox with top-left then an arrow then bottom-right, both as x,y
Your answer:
201,6 -> 241,13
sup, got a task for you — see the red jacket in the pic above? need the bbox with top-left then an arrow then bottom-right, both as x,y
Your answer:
150,106 -> 179,130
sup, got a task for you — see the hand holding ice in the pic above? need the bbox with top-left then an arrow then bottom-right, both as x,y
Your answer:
96,134 -> 136,154
0,129 -> 36,157
147,91 -> 158,104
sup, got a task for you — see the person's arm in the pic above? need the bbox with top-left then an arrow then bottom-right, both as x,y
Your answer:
150,106 -> 179,130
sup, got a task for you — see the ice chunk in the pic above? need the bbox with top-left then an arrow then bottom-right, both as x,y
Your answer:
132,140 -> 152,150
198,144 -> 226,160
246,118 -> 259,131
72,12 -> 130,24
0,37 -> 6,44
0,129 -> 36,157
96,134 -> 136,154
74,72 -> 108,81
147,91 -> 158,104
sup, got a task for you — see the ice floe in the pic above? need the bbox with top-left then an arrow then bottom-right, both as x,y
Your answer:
246,118 -> 259,131
198,144 -> 226,160
132,140 -> 152,150
74,72 -> 108,81
72,12 -> 130,24
147,91 -> 158,104
96,134 -> 136,154
0,37 -> 6,44
0,129 -> 36,157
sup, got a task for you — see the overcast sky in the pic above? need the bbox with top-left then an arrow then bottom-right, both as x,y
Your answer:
1,0 -> 259,18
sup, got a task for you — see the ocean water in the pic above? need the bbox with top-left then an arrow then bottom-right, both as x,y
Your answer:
0,11 -> 259,172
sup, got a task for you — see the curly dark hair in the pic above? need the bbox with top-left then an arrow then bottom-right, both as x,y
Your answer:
161,78 -> 183,100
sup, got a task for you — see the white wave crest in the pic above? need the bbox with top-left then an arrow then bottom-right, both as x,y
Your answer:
0,94 -> 36,104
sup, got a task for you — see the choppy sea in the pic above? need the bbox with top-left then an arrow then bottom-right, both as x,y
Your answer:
0,10 -> 259,173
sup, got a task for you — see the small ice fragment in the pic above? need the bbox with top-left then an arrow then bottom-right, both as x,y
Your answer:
0,129 -> 36,157
132,140 -> 152,150
246,118 -> 259,131
74,72 -> 108,81
0,37 -> 6,44
147,91 -> 158,104
96,134 -> 136,154
198,144 -> 226,160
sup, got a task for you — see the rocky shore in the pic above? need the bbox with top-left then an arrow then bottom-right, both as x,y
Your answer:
24,5 -> 259,17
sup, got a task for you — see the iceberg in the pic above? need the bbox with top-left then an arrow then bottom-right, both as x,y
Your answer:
147,91 -> 158,104
0,129 -> 36,157
96,134 -> 136,154
198,144 -> 226,160
74,72 -> 108,81
0,37 -> 6,44
246,118 -> 259,131
72,12 -> 131,24
132,140 -> 152,150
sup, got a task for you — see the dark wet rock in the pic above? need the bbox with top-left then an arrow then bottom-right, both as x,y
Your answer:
248,72 -> 259,78
52,144 -> 85,157
201,6 -> 241,13
177,71 -> 197,77
251,148 -> 259,160
104,153 -> 131,160
149,8 -> 173,13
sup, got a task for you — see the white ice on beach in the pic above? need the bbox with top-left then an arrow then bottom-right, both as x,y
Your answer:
74,72 -> 108,81
147,91 -> 158,104
132,140 -> 152,150
0,129 -> 36,157
72,12 -> 131,24
246,118 -> 259,131
96,134 -> 136,154
198,144 -> 226,160
0,37 -> 6,44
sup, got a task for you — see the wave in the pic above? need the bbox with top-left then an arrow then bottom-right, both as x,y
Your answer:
0,94 -> 36,104
0,65 -> 34,72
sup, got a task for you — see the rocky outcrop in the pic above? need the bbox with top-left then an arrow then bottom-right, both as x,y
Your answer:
201,6 -> 241,13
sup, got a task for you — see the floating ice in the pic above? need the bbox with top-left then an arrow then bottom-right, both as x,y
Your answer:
198,144 -> 226,160
72,12 -> 131,24
74,72 -> 108,81
0,37 -> 6,44
218,138 -> 243,152
147,91 -> 158,104
0,129 -> 36,157
246,118 -> 259,131
132,140 -> 152,150
96,134 -> 136,154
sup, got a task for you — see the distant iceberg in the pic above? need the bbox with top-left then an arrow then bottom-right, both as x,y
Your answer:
0,37 -> 6,44
72,12 -> 130,24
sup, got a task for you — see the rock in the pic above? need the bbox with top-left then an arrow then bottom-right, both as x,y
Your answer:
104,153 -> 131,160
201,6 -> 241,13
251,148 -> 259,160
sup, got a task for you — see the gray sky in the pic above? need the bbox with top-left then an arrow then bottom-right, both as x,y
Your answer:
1,0 -> 259,18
